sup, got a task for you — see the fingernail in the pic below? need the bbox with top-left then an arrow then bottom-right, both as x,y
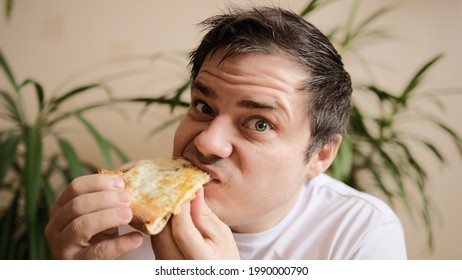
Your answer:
117,191 -> 131,203
112,178 -> 124,190
117,207 -> 131,220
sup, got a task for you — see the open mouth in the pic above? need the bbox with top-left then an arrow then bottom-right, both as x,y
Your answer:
204,177 -> 220,187
183,154 -> 223,186
193,163 -> 222,186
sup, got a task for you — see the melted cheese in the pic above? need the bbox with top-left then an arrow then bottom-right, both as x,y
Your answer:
111,157 -> 210,234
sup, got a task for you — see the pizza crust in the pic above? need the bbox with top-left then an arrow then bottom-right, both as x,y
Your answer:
98,157 -> 210,235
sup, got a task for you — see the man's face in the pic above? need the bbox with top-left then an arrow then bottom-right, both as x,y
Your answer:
173,50 -> 314,233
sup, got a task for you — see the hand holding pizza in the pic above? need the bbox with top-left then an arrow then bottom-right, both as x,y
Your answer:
44,174 -> 143,259
151,187 -> 240,259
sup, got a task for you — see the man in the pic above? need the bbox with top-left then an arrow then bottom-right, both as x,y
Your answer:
45,7 -> 407,259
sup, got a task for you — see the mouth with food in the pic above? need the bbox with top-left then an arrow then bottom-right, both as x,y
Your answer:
186,159 -> 222,187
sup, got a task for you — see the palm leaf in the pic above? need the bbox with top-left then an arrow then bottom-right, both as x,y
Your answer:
0,48 -> 18,90
0,89 -> 21,123
121,95 -> 189,110
56,137 -> 85,178
36,195 -> 51,259
18,79 -> 45,111
435,122 -> 462,155
368,163 -> 394,205
365,85 -> 398,103
76,114 -> 113,169
5,0 -> 15,21
146,114 -> 185,138
400,53 -> 444,102
105,139 -> 130,164
43,179 -> 57,211
377,146 -> 413,215
346,5 -> 393,45
330,137 -> 353,181
299,0 -> 322,17
46,100 -> 115,127
339,0 -> 360,48
420,192 -> 434,249
22,126 -> 43,260
420,140 -> 446,164
48,83 -> 108,113
0,133 -> 21,185
0,189 -> 20,259
168,79 -> 191,112
420,113 -> 462,155
394,139 -> 428,184
45,154 -> 74,184
349,105 -> 374,140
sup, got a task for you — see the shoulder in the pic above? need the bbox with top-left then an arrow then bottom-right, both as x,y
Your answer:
302,174 -> 407,259
307,173 -> 398,220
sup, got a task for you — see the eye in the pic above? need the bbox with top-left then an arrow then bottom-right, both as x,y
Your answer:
247,118 -> 270,132
194,101 -> 213,115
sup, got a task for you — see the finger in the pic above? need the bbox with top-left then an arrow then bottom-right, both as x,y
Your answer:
151,221 -> 185,260
50,189 -> 131,232
76,231 -> 144,260
190,188 -> 231,241
62,206 -> 133,247
89,227 -> 119,245
167,190 -> 239,259
53,174 -> 124,210
169,202 -> 206,258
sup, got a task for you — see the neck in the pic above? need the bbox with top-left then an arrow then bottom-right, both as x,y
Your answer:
230,186 -> 303,234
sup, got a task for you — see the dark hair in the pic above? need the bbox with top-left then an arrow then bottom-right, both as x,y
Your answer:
189,7 -> 352,160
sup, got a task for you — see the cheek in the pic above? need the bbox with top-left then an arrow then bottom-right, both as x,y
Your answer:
241,148 -> 304,193
172,119 -> 195,157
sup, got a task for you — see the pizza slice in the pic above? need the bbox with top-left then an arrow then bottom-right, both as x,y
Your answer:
98,157 -> 210,235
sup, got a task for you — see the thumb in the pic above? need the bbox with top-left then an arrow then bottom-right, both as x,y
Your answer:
172,188 -> 239,259
76,231 -> 143,259
190,187 -> 230,241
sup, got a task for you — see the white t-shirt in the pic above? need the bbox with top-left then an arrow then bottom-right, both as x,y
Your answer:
119,173 -> 407,259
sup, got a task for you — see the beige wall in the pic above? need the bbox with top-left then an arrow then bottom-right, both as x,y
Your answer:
1,0 -> 460,259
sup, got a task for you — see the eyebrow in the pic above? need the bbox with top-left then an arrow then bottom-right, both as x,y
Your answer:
192,80 -> 278,109
237,99 -> 278,110
191,80 -> 216,98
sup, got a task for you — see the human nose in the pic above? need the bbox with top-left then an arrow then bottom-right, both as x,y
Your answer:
194,116 -> 234,159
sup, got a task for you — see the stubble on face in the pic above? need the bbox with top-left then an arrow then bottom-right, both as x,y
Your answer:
171,51 -> 314,233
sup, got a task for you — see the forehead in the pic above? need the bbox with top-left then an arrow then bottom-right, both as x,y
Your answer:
197,50 -> 309,99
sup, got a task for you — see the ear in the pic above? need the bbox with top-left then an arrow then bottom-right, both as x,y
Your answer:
306,134 -> 342,179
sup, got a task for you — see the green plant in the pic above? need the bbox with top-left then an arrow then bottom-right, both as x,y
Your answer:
0,49 -> 130,259
2,0 -> 15,22
301,0 -> 462,248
